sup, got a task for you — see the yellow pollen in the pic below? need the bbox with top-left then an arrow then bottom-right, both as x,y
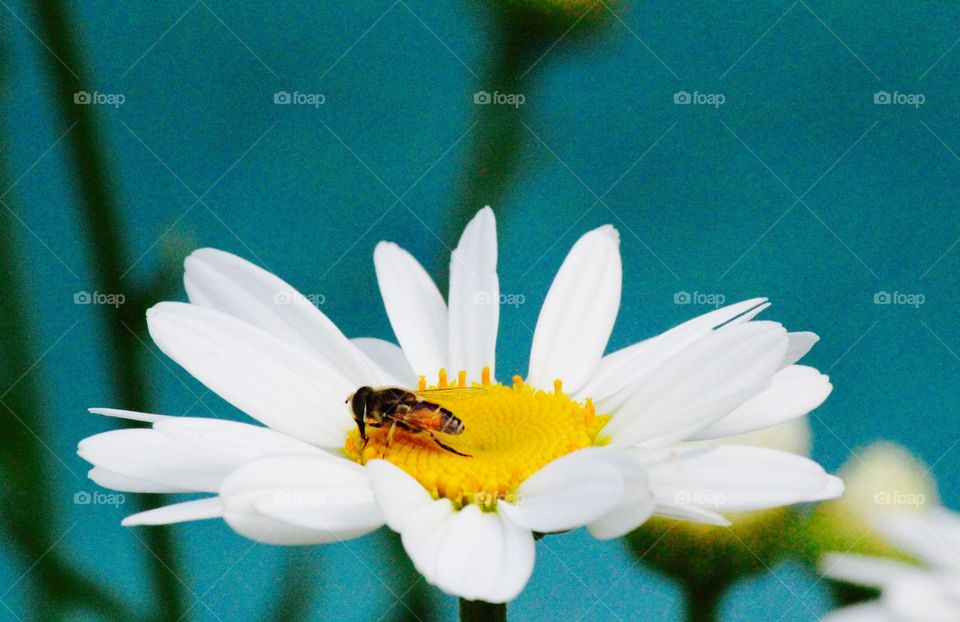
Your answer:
481,366 -> 491,386
418,376 -> 426,391
553,379 -> 563,395
458,370 -> 467,388
343,377 -> 611,510
438,368 -> 448,388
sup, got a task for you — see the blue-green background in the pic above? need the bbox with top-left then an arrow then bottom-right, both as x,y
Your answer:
2,1 -> 959,620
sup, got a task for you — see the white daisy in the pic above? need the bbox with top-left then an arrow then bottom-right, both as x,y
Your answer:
79,207 -> 842,603
821,508 -> 960,622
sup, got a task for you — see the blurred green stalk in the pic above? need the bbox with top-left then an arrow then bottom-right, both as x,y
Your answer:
0,43 -> 141,622
445,6 -> 543,251
29,1 -> 185,619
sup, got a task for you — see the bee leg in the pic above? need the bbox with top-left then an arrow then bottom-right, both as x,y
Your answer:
383,421 -> 399,458
428,432 -> 472,458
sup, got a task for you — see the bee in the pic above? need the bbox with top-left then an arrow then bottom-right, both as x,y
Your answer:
347,386 -> 478,457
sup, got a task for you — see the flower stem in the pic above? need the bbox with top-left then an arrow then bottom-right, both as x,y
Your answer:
459,598 -> 506,622
684,583 -> 722,622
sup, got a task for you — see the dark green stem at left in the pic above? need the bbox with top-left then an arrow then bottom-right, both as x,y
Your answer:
459,598 -> 507,622
30,1 -> 185,619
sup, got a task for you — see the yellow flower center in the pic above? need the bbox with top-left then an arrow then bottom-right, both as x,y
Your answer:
343,368 -> 610,509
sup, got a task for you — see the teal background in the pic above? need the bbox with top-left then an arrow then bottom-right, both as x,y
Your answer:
2,1 -> 959,620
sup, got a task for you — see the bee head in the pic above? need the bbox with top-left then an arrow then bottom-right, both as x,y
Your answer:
348,386 -> 374,437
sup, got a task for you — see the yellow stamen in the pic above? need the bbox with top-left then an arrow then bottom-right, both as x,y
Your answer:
481,366 -> 491,386
458,370 -> 467,388
438,368 -> 448,388
343,374 -> 611,510
418,376 -> 427,391
553,379 -> 563,395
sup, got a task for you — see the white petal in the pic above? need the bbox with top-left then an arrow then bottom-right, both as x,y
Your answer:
219,453 -> 382,545
79,418 -> 321,493
152,417 -> 323,460
651,503 -> 730,526
820,603 -> 896,622
88,466 -> 190,493
79,428 -> 245,492
374,242 -> 448,378
883,576 -> 960,622
873,508 -> 960,572
689,365 -> 832,440
122,497 -> 223,526
432,504 -> 535,603
783,331 -> 819,368
351,338 -> 418,388
527,226 -> 621,394
147,302 -> 353,447
184,248 -> 398,386
607,321 -> 788,447
585,453 -> 657,540
644,444 -> 844,512
499,448 -> 626,533
576,298 -> 769,411
88,407 -> 166,424
365,460 -> 535,603
364,460 -> 434,531
448,207 -> 499,382
820,553 -> 921,588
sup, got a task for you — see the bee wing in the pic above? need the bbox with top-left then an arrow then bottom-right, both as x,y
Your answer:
415,387 -> 488,401
399,407 -> 445,431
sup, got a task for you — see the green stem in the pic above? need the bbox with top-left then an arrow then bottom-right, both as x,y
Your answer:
0,94 -> 142,622
684,583 -> 722,622
459,598 -> 506,622
30,1 -> 185,619
264,549 -> 322,622
441,8 -> 544,270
